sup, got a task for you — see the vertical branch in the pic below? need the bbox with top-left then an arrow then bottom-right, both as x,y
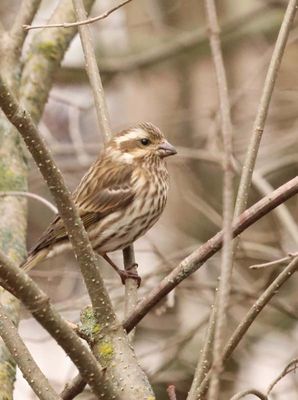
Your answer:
234,0 -> 297,217
0,301 -> 60,400
73,0 -> 112,140
196,257 -> 298,398
73,0 -> 139,335
123,244 -> 138,340
202,1 -> 234,399
9,0 -> 42,58
187,308 -> 216,400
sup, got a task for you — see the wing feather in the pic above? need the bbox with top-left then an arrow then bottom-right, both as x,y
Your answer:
29,159 -> 135,255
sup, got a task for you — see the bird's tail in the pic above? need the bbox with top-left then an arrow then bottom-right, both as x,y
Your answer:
21,249 -> 49,272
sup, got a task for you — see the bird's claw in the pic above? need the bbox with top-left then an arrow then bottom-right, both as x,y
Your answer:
119,269 -> 141,288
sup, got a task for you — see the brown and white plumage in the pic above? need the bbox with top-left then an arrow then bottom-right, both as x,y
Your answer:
22,123 -> 176,281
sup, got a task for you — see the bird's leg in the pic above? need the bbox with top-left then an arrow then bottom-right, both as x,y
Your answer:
101,253 -> 141,287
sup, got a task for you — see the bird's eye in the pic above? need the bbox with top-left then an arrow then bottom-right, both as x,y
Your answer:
140,138 -> 150,146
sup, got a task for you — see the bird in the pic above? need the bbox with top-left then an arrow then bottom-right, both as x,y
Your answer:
22,122 -> 177,285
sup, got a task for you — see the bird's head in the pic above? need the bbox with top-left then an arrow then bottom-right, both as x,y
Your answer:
109,122 -> 177,164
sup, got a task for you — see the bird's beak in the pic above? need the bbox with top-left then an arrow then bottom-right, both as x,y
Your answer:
158,140 -> 177,158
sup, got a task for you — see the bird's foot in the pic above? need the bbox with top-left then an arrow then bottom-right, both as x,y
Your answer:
102,254 -> 141,287
118,268 -> 141,288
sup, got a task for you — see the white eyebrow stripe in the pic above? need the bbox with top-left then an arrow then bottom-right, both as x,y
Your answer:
115,128 -> 147,143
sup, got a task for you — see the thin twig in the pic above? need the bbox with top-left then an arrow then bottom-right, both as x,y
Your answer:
187,307 -> 216,399
0,301 -> 60,400
202,1 -> 234,399
230,389 -> 267,400
0,191 -> 58,214
234,0 -> 297,217
24,0 -> 133,30
266,358 -> 298,396
123,176 -> 298,332
250,252 -> 298,269
196,257 -> 298,397
73,0 -> 112,139
55,3 -> 271,79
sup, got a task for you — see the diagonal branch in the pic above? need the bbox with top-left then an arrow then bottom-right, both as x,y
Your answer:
0,300 -> 60,400
123,176 -> 298,332
0,251 -> 103,395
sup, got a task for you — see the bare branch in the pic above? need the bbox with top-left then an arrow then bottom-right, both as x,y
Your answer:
202,1 -> 234,398
9,0 -> 42,56
197,257 -> 298,397
266,358 -> 298,396
123,176 -> 298,332
234,0 -> 297,217
250,252 -> 298,269
123,244 -> 138,341
0,69 -> 154,400
73,0 -> 111,139
0,191 -> 57,214
63,2 -> 151,398
20,0 -> 96,123
230,389 -> 267,400
187,307 -> 216,400
61,374 -> 86,400
0,251 -> 104,395
230,359 -> 298,400
24,0 -> 133,30
0,301 -> 60,400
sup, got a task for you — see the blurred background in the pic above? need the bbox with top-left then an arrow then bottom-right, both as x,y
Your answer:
1,0 -> 298,398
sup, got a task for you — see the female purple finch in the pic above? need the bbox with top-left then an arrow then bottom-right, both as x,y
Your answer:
22,123 -> 176,284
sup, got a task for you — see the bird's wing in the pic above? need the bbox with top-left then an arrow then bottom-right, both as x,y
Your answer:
29,161 -> 135,255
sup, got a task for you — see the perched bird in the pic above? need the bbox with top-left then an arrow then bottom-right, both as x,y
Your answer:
22,122 -> 177,284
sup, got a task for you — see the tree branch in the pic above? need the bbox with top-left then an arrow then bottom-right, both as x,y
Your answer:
0,66 -> 154,400
123,176 -> 298,332
230,390 -> 267,400
123,244 -> 138,341
0,251 -> 104,395
24,0 -> 133,30
0,191 -> 57,214
234,0 -> 297,217
19,0 -> 96,123
73,0 -> 111,139
60,373 -> 86,400
0,300 -> 60,400
201,1 -> 234,399
9,0 -> 42,57
266,358 -> 298,396
70,1 -> 149,398
197,256 -> 298,397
